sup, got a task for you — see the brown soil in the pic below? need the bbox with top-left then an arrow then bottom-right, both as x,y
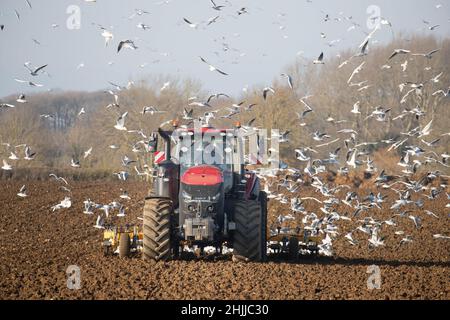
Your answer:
0,180 -> 448,300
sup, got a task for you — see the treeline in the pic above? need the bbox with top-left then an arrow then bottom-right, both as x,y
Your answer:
0,35 -> 449,175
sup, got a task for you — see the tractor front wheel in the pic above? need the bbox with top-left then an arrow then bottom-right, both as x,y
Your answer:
143,198 -> 173,261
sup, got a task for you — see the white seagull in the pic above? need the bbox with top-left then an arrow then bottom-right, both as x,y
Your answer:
17,185 -> 28,197
51,197 -> 72,211
94,215 -> 104,229
199,56 -> 228,75
313,52 -> 324,64
114,112 -> 128,131
117,40 -> 138,53
2,160 -> 12,170
83,147 -> 93,159
183,17 -> 198,29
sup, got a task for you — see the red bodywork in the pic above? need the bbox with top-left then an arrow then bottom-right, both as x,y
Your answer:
181,165 -> 224,186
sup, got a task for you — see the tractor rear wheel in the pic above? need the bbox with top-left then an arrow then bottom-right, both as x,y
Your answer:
232,197 -> 266,262
143,198 -> 173,261
288,236 -> 299,261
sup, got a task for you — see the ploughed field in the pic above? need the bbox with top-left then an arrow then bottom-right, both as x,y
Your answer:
0,180 -> 448,299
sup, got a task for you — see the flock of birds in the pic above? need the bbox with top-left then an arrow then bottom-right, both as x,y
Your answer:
1,0 -> 450,256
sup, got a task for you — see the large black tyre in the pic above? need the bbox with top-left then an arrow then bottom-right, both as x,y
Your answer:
119,233 -> 130,258
288,236 -> 299,261
143,198 -> 173,261
232,197 -> 267,262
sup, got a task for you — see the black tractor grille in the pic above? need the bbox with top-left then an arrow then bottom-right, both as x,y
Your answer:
181,183 -> 222,200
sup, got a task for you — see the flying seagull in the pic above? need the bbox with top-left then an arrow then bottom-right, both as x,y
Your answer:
136,23 -> 150,30
83,147 -> 93,159
237,7 -> 248,15
16,94 -> 27,103
70,158 -> 80,168
263,87 -> 275,100
17,185 -> 28,198
51,197 -> 72,211
388,49 -> 410,60
49,173 -> 68,185
347,61 -> 365,84
142,106 -> 166,115
9,152 -> 19,160
313,52 -> 324,64
117,40 -> 137,53
428,24 -> 440,31
2,160 -> 12,170
183,108 -> 193,120
207,93 -> 230,103
412,49 -> 440,59
356,39 -> 369,57
351,101 -> 361,114
281,73 -> 293,89
183,17 -> 198,29
24,146 -> 36,160
207,16 -> 220,26
211,0 -> 225,10
114,111 -> 128,130
199,56 -> 228,75
128,8 -> 150,19
14,79 -> 43,87
94,215 -> 104,229
24,62 -> 48,76
101,28 -> 114,46
0,103 -> 15,109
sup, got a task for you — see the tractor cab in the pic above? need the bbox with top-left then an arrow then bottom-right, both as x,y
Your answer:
173,126 -> 242,194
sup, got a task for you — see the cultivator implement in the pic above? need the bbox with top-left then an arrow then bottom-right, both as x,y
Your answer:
102,225 -> 142,257
102,225 -> 321,260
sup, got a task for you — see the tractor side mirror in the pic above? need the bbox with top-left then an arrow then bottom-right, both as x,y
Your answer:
147,132 -> 158,152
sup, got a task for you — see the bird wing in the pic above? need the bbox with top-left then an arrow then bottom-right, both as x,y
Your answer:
287,75 -> 293,89
183,18 -> 193,25
117,41 -> 123,53
215,68 -> 228,75
360,39 -> 369,54
427,49 -> 440,56
421,119 -> 433,135
388,51 -> 397,60
33,64 -> 48,74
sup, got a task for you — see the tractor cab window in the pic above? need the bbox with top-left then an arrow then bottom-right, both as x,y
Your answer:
175,131 -> 236,192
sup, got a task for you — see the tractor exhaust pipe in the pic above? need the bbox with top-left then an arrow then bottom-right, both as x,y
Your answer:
158,127 -> 171,160
153,128 -> 179,206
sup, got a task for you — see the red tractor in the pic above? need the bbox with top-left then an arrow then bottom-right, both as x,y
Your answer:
142,124 -> 267,262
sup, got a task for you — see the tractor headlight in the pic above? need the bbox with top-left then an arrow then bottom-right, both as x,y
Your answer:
211,192 -> 221,201
182,190 -> 192,200
207,205 -> 214,212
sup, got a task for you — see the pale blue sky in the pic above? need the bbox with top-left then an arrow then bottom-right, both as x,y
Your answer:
0,0 -> 449,98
